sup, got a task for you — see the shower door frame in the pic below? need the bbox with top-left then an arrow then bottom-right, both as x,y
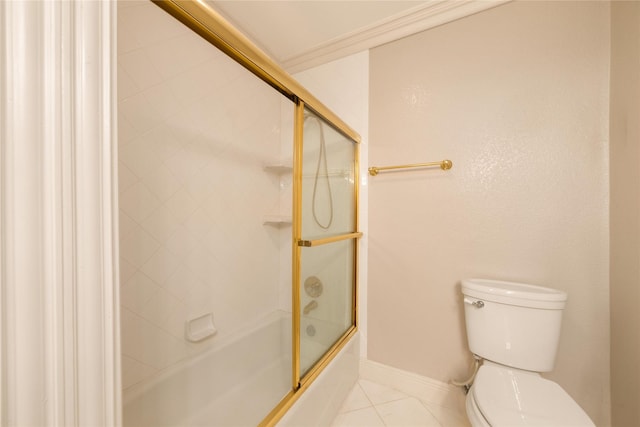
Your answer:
152,2 -> 362,426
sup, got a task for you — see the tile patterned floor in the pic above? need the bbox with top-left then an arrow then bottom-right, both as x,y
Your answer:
331,379 -> 471,427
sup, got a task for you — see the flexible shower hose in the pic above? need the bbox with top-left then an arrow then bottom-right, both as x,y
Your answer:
305,115 -> 333,230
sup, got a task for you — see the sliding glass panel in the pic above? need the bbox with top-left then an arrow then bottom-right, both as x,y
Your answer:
301,109 -> 356,239
298,107 -> 357,378
299,238 -> 355,377
118,3 -> 294,426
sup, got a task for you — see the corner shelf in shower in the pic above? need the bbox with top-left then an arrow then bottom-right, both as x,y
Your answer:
262,215 -> 292,226
263,164 -> 293,174
263,163 -> 292,226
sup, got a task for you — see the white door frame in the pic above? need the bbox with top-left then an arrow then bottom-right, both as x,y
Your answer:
1,1 -> 120,425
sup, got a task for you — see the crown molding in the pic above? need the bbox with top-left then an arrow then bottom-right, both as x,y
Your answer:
283,0 -> 511,73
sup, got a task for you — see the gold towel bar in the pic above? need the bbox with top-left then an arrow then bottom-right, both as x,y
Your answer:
368,160 -> 453,176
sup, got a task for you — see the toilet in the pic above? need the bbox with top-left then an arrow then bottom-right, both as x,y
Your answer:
461,278 -> 595,427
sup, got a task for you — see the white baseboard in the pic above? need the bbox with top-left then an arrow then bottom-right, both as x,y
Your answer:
359,359 -> 466,411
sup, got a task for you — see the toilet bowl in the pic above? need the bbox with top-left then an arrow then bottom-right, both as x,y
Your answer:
466,363 -> 594,426
461,279 -> 594,427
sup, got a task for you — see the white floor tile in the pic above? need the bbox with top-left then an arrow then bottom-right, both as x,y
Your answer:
331,378 -> 470,427
358,379 -> 409,405
375,397 -> 442,427
338,383 -> 373,413
331,407 -> 386,427
421,402 -> 471,427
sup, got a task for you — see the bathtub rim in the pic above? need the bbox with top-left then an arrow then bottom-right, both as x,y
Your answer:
122,309 -> 291,406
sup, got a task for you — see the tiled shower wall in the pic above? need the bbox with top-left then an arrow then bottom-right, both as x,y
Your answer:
117,1 -> 291,390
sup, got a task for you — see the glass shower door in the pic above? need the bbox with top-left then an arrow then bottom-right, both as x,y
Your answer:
297,108 -> 359,378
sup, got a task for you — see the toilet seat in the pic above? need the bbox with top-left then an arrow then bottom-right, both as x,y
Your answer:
471,364 -> 594,426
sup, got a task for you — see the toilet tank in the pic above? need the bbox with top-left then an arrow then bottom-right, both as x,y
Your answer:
461,279 -> 568,372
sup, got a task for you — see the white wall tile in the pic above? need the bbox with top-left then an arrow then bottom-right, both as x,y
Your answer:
166,61 -> 216,106
138,286 -> 182,326
164,189 -> 199,223
144,34 -> 213,81
120,257 -> 138,284
119,139 -> 163,179
136,124 -> 184,163
120,182 -> 162,223
118,162 -> 139,194
118,211 -> 139,242
182,208 -> 213,238
117,110 -> 140,145
117,63 -> 140,101
118,2 -> 187,53
140,207 -> 181,243
121,272 -> 160,312
141,82 -> 184,121
120,309 -> 189,370
162,145 -> 203,184
120,224 -> 160,269
140,247 -> 181,285
162,301 -> 189,339
141,168 -> 180,202
119,92 -> 164,134
121,356 -> 158,389
183,168 -> 216,201
163,263 -> 202,300
164,107 -> 211,145
119,49 -> 165,91
164,226 -> 200,260
117,4 -> 145,54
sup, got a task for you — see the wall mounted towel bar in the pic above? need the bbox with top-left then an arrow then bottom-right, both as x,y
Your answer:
368,160 -> 453,176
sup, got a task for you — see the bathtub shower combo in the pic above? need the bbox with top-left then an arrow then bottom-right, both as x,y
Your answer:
118,1 -> 361,426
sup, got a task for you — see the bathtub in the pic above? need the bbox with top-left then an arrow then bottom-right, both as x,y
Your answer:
123,311 -> 359,426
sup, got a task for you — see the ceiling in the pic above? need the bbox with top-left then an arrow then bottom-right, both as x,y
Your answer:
209,0 -> 509,73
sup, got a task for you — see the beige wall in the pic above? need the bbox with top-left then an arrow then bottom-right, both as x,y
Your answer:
368,1 -> 610,424
610,2 -> 640,426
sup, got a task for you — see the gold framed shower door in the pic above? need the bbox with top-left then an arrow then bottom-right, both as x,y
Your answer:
151,2 -> 362,426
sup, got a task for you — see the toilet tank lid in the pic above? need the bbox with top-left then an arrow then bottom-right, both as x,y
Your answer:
462,279 -> 567,309
472,364 -> 594,427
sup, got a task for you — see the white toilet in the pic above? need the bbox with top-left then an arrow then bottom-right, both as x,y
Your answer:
461,278 -> 595,427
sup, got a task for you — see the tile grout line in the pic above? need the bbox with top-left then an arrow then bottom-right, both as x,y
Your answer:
370,402 -> 389,426
417,399 -> 446,427
336,381 -> 375,415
